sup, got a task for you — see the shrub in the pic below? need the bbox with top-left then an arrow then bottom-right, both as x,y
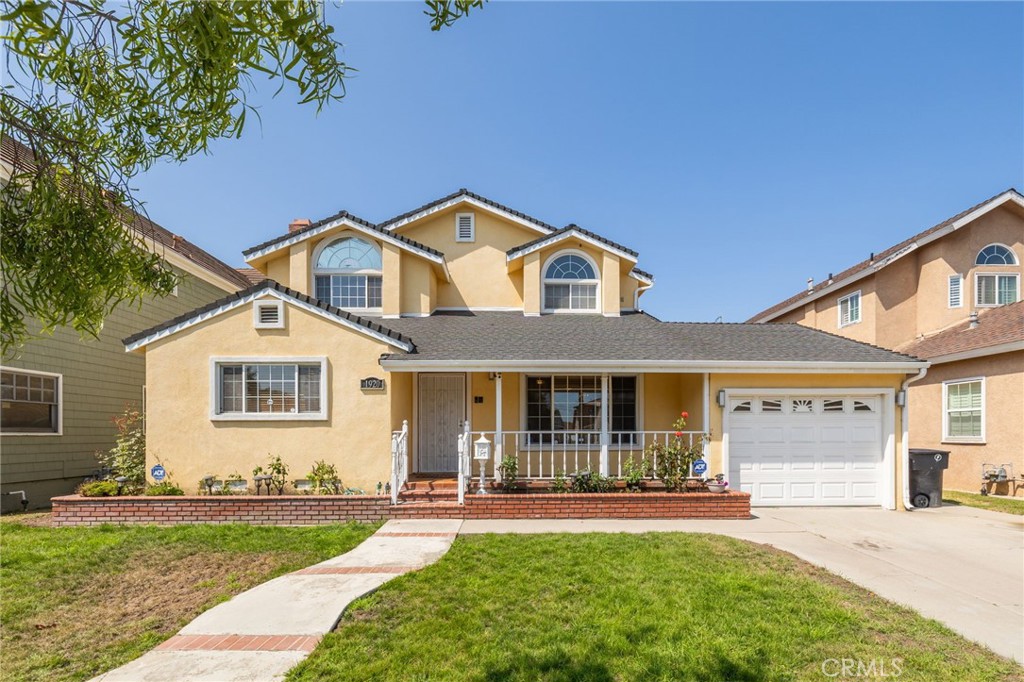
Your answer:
78,480 -> 119,497
571,470 -> 614,493
622,456 -> 651,491
97,405 -> 145,485
145,482 -> 185,496
252,455 -> 289,495
551,470 -> 570,493
646,411 -> 708,492
307,460 -> 340,495
498,454 -> 519,490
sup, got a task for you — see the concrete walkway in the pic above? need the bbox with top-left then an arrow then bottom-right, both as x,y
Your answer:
462,505 -> 1024,664
91,519 -> 462,682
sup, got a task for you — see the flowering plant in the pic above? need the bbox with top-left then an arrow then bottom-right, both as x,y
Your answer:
647,410 -> 707,492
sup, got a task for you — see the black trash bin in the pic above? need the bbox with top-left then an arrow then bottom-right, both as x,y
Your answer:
909,449 -> 950,508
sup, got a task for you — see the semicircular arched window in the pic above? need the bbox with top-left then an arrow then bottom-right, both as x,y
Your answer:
975,244 -> 1018,266
313,237 -> 383,310
543,252 -> 599,312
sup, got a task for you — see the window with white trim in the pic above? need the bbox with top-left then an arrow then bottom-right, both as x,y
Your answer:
215,362 -> 324,418
975,244 -> 1018,265
948,274 -> 962,308
455,213 -> 475,242
525,375 -> 637,444
313,237 -> 382,310
543,252 -> 599,312
1,369 -> 60,434
975,273 -> 1019,307
943,379 -> 983,442
253,300 -> 284,329
838,291 -> 861,327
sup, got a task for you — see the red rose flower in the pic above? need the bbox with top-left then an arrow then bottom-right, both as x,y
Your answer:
674,430 -> 683,437
680,411 -> 689,419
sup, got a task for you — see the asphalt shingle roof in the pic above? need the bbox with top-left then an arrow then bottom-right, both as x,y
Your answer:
897,302 -> 1024,360
381,311 -> 922,364
507,224 -> 639,259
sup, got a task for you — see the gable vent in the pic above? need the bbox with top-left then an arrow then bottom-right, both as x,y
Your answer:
455,212 -> 475,243
253,300 -> 285,329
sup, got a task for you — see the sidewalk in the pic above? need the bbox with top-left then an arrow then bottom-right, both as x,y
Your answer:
91,519 -> 462,682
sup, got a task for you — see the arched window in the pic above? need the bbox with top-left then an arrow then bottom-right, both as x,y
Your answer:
313,236 -> 383,310
975,244 -> 1018,266
543,252 -> 599,312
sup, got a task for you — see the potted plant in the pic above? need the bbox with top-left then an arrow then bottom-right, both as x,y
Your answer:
706,473 -> 729,493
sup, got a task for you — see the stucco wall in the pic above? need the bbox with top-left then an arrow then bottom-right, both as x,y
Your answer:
143,298 -> 398,494
908,352 -> 1024,495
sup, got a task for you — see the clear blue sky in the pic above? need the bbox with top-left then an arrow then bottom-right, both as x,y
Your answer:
134,1 -> 1023,322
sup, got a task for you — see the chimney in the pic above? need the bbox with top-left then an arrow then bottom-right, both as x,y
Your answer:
806,277 -> 814,293
969,311 -> 979,329
289,218 -> 312,233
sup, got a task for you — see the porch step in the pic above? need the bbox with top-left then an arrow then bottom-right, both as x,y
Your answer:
398,478 -> 462,503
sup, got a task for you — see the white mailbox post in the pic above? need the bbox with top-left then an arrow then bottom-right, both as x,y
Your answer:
474,434 -> 492,495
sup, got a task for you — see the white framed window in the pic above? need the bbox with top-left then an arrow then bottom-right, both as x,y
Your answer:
211,358 -> 327,421
543,251 -> 599,313
0,367 -> 62,435
313,236 -> 383,312
975,273 -> 1019,307
947,274 -> 962,308
253,299 -> 285,329
455,212 -> 475,242
943,378 -> 984,443
975,244 -> 1018,266
838,291 -> 861,327
524,375 -> 638,445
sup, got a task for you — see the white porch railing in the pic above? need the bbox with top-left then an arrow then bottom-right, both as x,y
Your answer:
457,422 -> 471,505
473,430 -> 707,479
390,420 -> 409,505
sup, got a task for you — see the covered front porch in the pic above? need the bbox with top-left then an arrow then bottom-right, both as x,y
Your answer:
389,370 -> 711,503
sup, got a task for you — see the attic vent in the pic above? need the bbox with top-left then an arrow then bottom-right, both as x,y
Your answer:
455,212 -> 475,243
253,300 -> 285,329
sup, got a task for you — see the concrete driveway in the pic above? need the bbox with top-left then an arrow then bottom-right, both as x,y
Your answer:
461,505 -> 1024,663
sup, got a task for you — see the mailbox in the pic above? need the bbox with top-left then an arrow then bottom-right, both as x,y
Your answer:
474,435 -> 492,461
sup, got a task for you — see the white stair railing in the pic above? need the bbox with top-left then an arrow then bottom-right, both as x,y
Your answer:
457,422 -> 471,505
390,420 -> 409,505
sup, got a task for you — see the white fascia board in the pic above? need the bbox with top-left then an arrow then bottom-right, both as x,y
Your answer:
125,288 -> 414,353
752,191 -> 1024,323
380,358 -> 928,373
629,270 -> 654,285
925,340 -> 1024,365
243,217 -> 445,266
141,236 -> 243,293
507,230 -> 638,265
384,196 -> 553,236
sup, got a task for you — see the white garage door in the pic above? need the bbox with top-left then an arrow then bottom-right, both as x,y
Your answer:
727,394 -> 885,506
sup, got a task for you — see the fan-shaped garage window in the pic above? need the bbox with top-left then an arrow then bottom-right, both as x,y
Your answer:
313,237 -> 382,310
543,252 -> 599,312
975,244 -> 1017,266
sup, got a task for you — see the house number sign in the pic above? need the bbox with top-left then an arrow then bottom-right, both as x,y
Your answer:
360,377 -> 386,391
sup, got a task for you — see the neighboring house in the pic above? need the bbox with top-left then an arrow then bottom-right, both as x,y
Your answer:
126,189 -> 928,509
0,137 -> 251,510
749,189 -> 1024,496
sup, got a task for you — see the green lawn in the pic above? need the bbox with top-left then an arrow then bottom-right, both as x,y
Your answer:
0,514 -> 378,682
289,533 -> 1020,682
943,490 -> 1024,516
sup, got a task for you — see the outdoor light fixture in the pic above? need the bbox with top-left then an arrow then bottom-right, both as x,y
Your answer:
896,391 -> 906,407
202,475 -> 215,495
474,434 -> 492,495
376,481 -> 383,496
253,474 -> 271,495
114,476 -> 127,495
717,390 -> 726,407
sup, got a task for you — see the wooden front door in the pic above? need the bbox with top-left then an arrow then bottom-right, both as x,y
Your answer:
417,373 -> 466,473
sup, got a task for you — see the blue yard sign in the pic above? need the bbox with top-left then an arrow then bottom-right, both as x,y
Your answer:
151,464 -> 166,481
692,459 -> 708,475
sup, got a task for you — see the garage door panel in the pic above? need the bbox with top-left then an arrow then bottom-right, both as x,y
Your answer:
728,393 -> 884,507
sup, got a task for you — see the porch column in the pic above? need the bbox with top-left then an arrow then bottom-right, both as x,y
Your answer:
600,373 -> 610,476
494,372 -> 503,480
702,372 -> 710,464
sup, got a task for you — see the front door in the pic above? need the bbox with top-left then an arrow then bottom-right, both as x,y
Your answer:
417,373 -> 466,473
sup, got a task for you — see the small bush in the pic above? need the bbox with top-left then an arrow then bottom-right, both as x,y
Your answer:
145,482 -> 185,496
307,460 -> 340,495
571,470 -> 614,493
97,405 -> 146,485
78,480 -> 120,497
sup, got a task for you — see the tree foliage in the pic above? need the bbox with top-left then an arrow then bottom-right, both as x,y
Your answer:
0,0 -> 482,356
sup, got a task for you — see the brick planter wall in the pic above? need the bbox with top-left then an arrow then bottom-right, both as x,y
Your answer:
51,491 -> 751,526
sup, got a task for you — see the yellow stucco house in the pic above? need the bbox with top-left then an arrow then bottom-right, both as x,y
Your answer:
126,190 -> 928,509
750,189 -> 1024,497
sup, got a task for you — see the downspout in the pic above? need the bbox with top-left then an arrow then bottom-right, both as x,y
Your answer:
633,280 -> 653,311
900,367 -> 929,510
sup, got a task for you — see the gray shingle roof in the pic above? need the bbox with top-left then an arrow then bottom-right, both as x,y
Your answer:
379,188 -> 559,233
507,224 -> 639,260
381,311 -> 923,365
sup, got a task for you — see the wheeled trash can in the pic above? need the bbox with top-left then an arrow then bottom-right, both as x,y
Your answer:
909,448 -> 950,508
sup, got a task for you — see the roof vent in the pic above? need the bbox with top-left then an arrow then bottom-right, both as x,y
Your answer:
969,311 -> 979,329
806,277 -> 814,293
289,218 -> 312,234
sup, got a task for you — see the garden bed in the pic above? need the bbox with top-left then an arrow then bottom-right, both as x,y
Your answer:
51,490 -> 751,526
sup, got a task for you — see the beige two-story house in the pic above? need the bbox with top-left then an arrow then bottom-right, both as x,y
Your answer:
126,189 -> 928,509
750,190 -> 1024,496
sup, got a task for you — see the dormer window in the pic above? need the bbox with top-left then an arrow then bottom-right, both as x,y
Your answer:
313,236 -> 382,311
543,252 -> 599,312
974,244 -> 1019,307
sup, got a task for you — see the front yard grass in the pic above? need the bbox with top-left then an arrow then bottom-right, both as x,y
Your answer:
289,533 -> 1020,682
0,514 -> 378,682
943,490 -> 1024,515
